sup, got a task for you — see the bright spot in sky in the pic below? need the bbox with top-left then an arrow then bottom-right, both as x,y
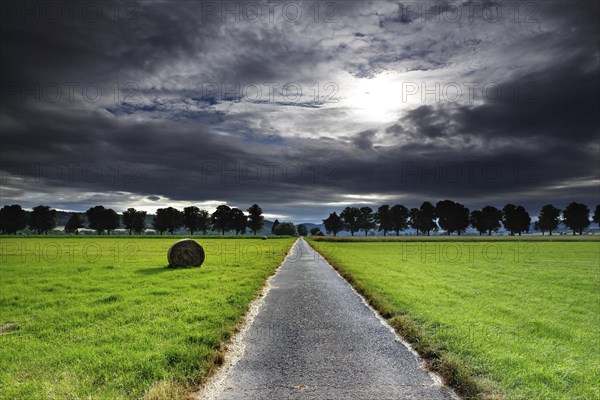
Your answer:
342,72 -> 410,123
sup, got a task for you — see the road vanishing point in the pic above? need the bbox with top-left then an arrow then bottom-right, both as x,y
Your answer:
203,238 -> 457,400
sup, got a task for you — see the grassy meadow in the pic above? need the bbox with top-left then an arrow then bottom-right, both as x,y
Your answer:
308,237 -> 600,400
0,236 -> 295,399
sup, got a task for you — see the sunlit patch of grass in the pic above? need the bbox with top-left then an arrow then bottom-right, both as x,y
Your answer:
309,238 -> 600,399
0,237 -> 294,399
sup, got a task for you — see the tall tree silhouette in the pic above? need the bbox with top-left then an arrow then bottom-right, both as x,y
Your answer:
436,200 -> 469,235
481,205 -> 502,235
0,204 -> 27,234
271,219 -> 279,235
562,202 -> 590,235
296,224 -> 308,236
419,202 -> 438,235
593,205 -> 600,226
470,206 -> 502,235
153,207 -> 182,234
537,204 -> 561,235
340,207 -> 361,236
374,205 -> 393,236
390,204 -> 409,235
231,208 -> 247,235
64,213 -> 84,234
103,209 -> 120,235
469,210 -> 487,235
183,206 -> 201,235
198,210 -> 210,235
323,212 -> 343,236
86,206 -> 107,234
409,208 -> 421,235
29,205 -> 57,234
502,204 -> 531,235
247,204 -> 264,235
211,205 -> 232,235
358,207 -> 375,236
122,208 -> 146,234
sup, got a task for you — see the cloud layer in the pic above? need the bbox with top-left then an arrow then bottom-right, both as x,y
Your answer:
1,0 -> 599,221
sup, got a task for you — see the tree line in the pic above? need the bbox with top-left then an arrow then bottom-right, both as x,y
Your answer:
322,201 -> 600,236
1,201 -> 598,236
0,204 -> 268,235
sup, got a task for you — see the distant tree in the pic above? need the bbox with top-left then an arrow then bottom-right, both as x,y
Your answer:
323,212 -> 343,236
537,204 -> 561,235
309,227 -> 323,236
212,205 -> 232,235
230,208 -> 247,235
247,204 -> 264,235
390,204 -> 409,235
297,224 -> 308,236
133,211 -> 146,234
0,204 -> 27,234
481,205 -> 502,235
271,219 -> 279,235
562,202 -> 590,235
198,209 -> 210,235
470,206 -> 502,235
469,210 -> 487,235
273,222 -> 296,236
358,207 -> 375,236
409,208 -> 421,235
29,205 -> 57,234
103,209 -> 120,235
593,205 -> 600,226
374,205 -> 393,236
409,204 -> 437,236
86,206 -> 107,234
436,200 -> 469,235
340,207 -> 361,236
122,208 -> 137,235
183,206 -> 201,235
502,204 -> 531,236
153,207 -> 182,234
64,213 -> 84,234
418,202 -> 438,235
122,208 -> 147,234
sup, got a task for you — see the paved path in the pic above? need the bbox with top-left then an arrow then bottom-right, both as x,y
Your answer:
208,238 -> 456,400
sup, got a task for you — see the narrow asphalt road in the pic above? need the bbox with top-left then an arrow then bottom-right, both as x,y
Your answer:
207,238 -> 456,400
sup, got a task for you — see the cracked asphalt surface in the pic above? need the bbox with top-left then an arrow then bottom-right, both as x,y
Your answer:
210,238 -> 456,400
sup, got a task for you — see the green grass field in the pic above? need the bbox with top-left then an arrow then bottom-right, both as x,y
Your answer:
308,238 -> 600,400
0,237 -> 295,399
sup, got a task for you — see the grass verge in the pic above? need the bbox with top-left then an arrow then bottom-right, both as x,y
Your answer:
307,238 -> 599,400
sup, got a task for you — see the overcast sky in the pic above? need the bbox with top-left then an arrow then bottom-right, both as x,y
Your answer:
1,0 -> 599,222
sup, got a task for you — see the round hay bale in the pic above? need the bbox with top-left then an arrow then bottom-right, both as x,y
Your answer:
261,236 -> 268,240
167,239 -> 205,268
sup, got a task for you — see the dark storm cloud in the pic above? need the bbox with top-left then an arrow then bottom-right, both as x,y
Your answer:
1,0 -> 599,221
398,59 -> 600,145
